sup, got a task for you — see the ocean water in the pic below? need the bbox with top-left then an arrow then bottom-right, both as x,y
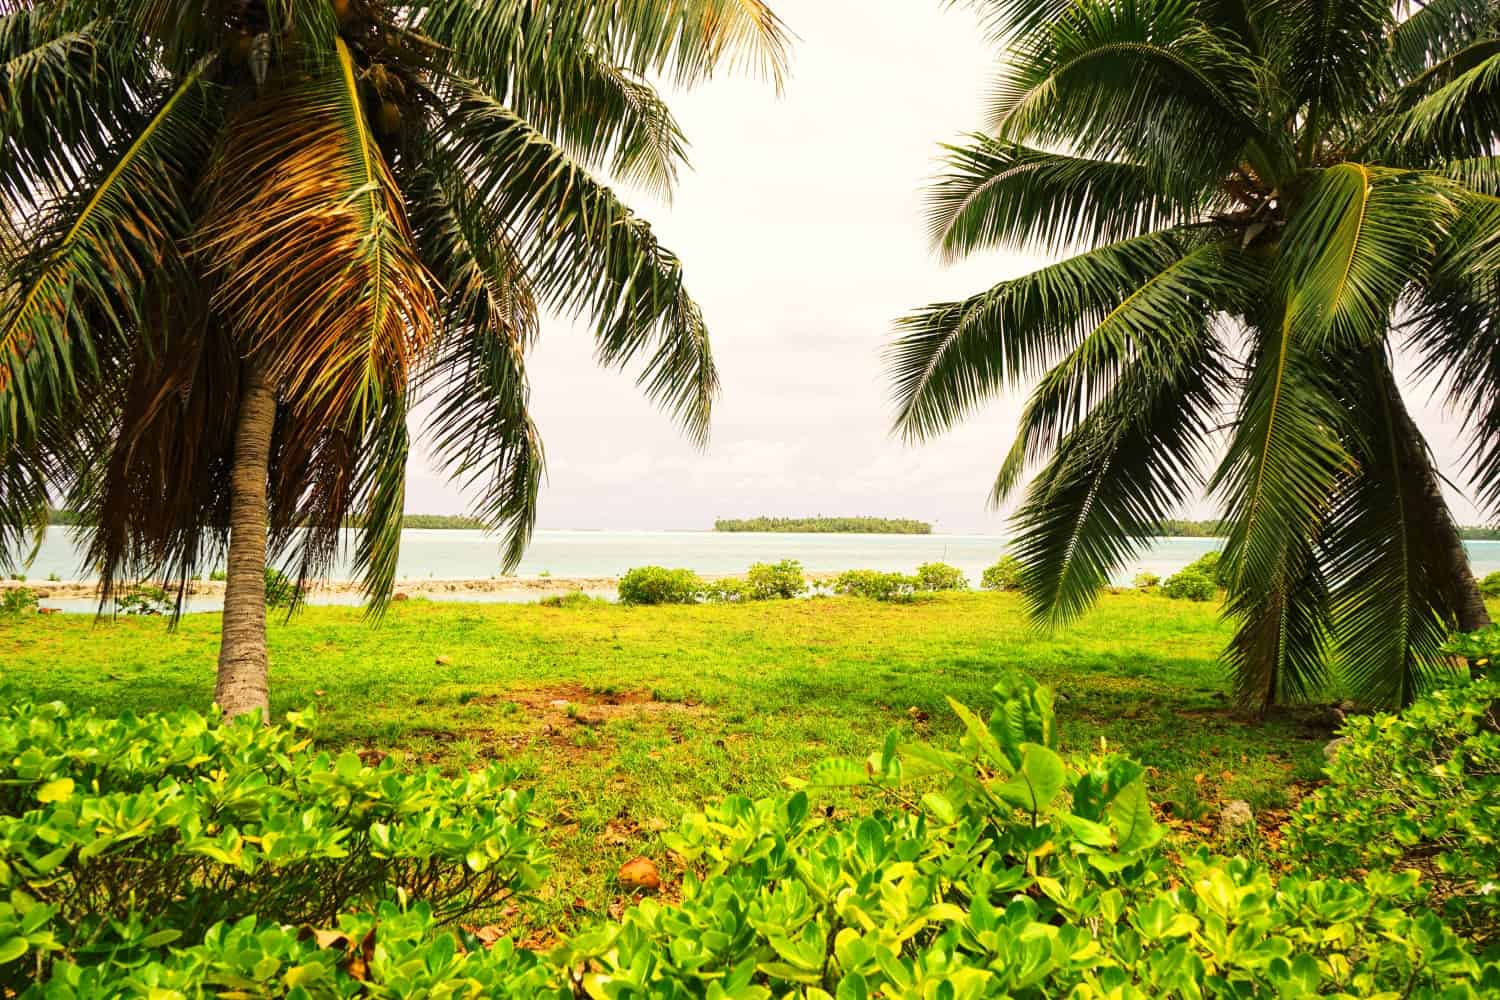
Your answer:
13,527 -> 1500,606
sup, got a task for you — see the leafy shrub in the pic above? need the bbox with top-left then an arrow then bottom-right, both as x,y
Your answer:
264,566 -> 304,610
1133,571 -> 1161,591
617,566 -> 704,605
1180,549 -> 1227,584
0,587 -> 38,618
1482,571 -> 1500,598
980,555 -> 1024,591
1444,624 -> 1500,672
743,559 -> 807,600
0,703 -> 545,989
113,584 -> 170,616
1162,567 -> 1217,601
1284,679 -> 1500,938
699,577 -> 749,603
914,561 -> 967,591
537,590 -> 605,609
833,569 -> 919,602
8,680 -> 1499,995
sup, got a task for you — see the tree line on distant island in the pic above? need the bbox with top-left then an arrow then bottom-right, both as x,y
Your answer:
48,508 -> 1499,539
714,517 -> 932,534
45,510 -> 489,531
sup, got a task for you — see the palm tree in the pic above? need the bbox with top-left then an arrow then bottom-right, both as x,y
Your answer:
891,0 -> 1500,710
0,0 -> 790,718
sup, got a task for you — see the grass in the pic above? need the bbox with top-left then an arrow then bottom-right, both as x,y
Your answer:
0,591 -> 1338,931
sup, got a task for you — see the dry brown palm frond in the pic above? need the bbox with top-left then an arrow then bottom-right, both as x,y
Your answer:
197,39 -> 437,433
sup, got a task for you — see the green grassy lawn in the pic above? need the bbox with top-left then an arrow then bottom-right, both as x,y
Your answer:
1,591 -> 1340,931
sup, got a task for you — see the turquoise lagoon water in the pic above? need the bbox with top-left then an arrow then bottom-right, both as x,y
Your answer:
14,528 -> 1500,609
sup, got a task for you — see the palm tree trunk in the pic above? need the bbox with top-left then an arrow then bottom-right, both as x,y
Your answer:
215,358 -> 276,721
1379,362 -> 1491,634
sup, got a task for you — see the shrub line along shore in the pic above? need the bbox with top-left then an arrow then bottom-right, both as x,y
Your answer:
0,572 -> 848,601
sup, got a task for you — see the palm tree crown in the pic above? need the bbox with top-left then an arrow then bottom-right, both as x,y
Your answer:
891,0 -> 1500,708
0,0 -> 789,606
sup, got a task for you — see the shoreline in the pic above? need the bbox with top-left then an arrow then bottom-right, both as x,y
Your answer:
0,572 -> 845,603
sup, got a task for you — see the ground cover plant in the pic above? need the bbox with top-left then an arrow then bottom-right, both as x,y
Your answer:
1,592 -> 1364,929
4,667 -> 1495,995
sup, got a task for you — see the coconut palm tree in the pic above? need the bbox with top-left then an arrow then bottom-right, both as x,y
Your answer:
0,0 -> 790,718
891,0 -> 1500,709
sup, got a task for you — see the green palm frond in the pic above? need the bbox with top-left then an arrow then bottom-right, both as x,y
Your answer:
1267,0 -> 1392,141
1275,163 -> 1460,349
0,57 -> 215,452
1223,532 -> 1331,709
407,162 -> 544,573
1390,0 -> 1497,77
1211,311 -> 1350,605
1323,349 -> 1465,706
1,13 -> 152,209
1380,41 -> 1500,161
440,84 -> 717,444
993,239 -> 1263,502
1010,333 -> 1227,629
926,136 -> 1207,259
989,0 -> 1262,176
889,229 -> 1217,443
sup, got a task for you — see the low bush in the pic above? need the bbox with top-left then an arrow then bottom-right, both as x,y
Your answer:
0,587 -> 37,619
980,555 -> 1024,591
1132,571 -> 1161,591
0,703 -> 545,992
11,676 -> 1497,995
743,559 -> 807,600
537,590 -> 606,609
833,569 -> 919,603
699,577 -> 748,603
915,561 -> 967,592
1162,567 -> 1217,601
1481,571 -> 1500,598
1445,624 -> 1500,673
617,566 -> 704,605
1284,678 -> 1500,940
264,566 -> 304,610
113,584 -> 171,616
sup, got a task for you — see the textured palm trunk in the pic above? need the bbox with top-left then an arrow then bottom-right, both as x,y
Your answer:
1379,364 -> 1491,635
215,358 -> 276,721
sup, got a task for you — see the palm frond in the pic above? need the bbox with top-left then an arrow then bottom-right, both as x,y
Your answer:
413,0 -> 792,93
1390,0 -> 1497,78
1275,163 -> 1460,350
1010,330 -> 1227,629
1381,42 -> 1500,161
407,162 -> 544,573
926,136 -> 1208,259
1,12 -> 153,211
0,58 -> 215,455
992,241 -> 1263,502
988,0 -> 1262,177
198,39 -> 437,430
888,228 -> 1221,444
1211,310 -> 1349,613
1223,531 -> 1332,709
440,84 -> 717,443
1323,349 -> 1467,706
1266,0 -> 1393,140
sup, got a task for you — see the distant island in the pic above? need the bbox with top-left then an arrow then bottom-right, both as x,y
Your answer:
715,516 -> 932,534
1157,518 -> 1500,541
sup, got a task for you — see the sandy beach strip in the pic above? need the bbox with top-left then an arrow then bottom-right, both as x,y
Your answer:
0,572 -> 843,602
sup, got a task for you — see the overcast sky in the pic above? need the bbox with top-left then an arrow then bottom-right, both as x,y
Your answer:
407,0 -> 1483,534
